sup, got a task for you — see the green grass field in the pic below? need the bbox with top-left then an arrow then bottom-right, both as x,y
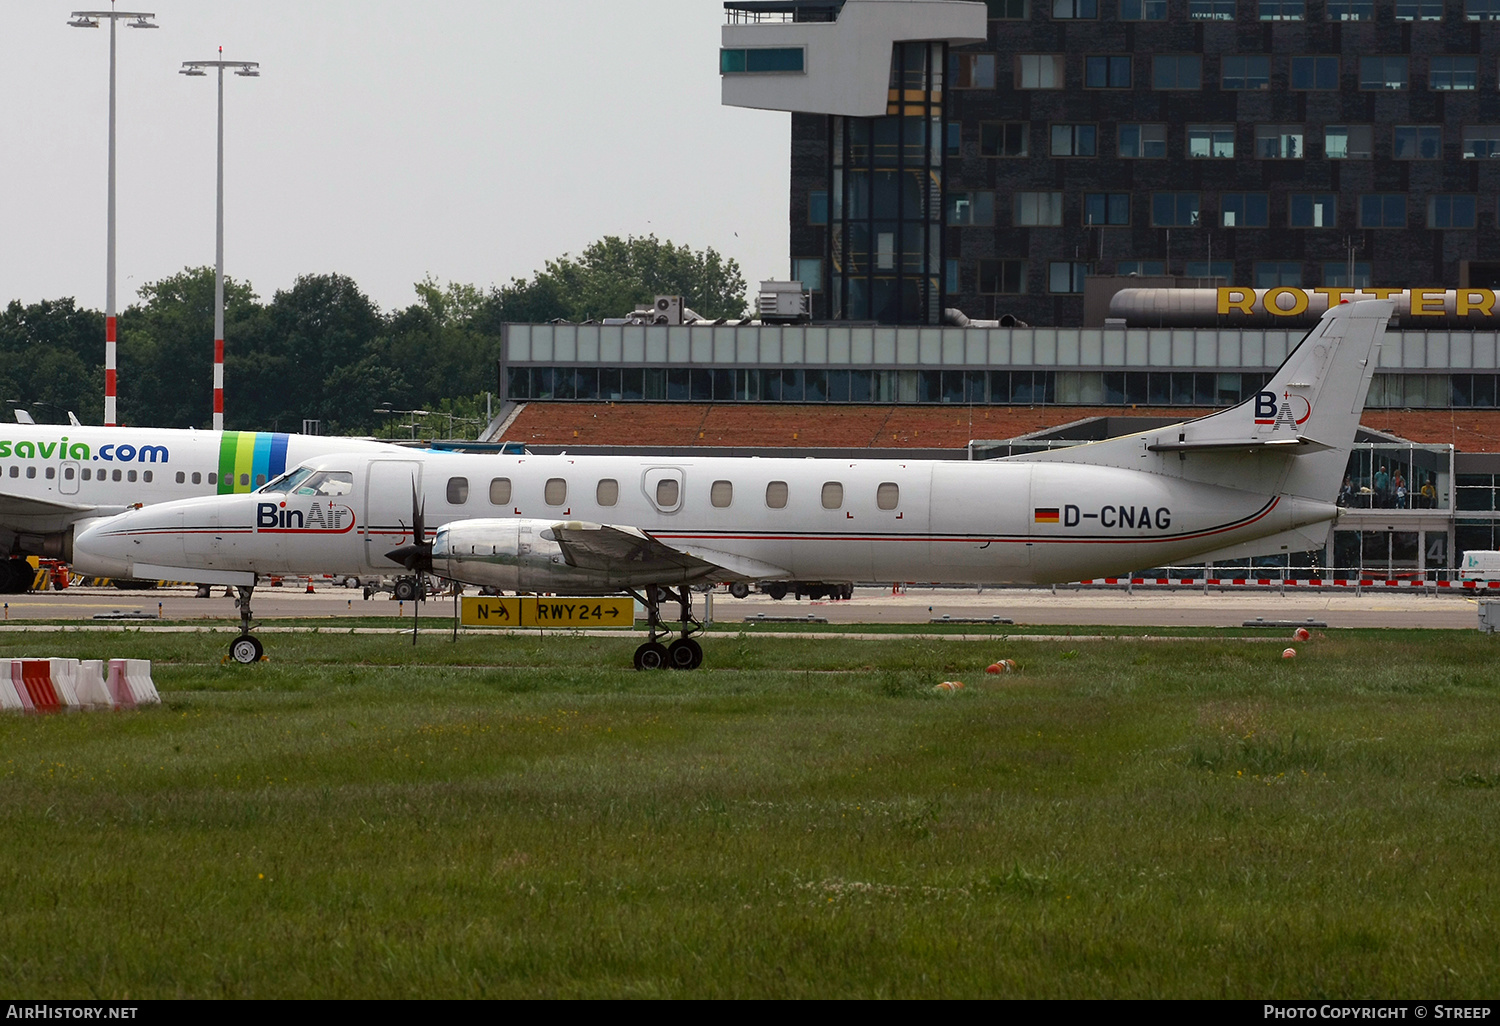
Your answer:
1,626 -> 1497,998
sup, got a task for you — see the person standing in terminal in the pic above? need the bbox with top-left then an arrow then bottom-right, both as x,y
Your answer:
1393,468 -> 1408,509
1374,465 -> 1391,508
1421,477 -> 1437,509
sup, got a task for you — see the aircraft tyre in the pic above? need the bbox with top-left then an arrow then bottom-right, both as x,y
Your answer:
229,636 -> 263,664
634,641 -> 669,671
766,582 -> 788,601
667,638 -> 703,671
729,582 -> 750,599
393,577 -> 419,602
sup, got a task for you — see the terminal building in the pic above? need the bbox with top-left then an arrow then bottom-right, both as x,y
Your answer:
493,0 -> 1500,580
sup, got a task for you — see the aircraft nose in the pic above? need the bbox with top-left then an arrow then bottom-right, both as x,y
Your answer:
70,515 -> 137,579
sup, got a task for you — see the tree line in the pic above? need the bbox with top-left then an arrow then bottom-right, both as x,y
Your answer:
0,236 -> 746,437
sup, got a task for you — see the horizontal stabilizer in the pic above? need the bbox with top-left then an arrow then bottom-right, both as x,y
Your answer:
1146,436 -> 1333,455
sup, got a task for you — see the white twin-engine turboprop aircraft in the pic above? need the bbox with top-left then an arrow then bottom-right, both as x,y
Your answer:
71,300 -> 1395,669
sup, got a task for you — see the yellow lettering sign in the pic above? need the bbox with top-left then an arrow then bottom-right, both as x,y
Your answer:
1218,288 -> 1255,315
1411,288 -> 1446,316
1265,287 -> 1309,317
460,596 -> 635,629
1458,289 -> 1496,316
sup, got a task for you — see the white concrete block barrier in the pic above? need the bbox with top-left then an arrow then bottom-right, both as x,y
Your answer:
0,657 -> 157,713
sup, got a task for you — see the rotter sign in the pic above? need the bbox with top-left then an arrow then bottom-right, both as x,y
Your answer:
1109,287 -> 1500,327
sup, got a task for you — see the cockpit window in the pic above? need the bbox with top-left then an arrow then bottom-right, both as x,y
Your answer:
262,468 -> 353,497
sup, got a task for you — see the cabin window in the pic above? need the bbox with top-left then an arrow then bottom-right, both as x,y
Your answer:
597,479 -> 619,506
711,480 -> 733,508
64,468 -> 74,481
656,479 -> 679,507
127,470 -> 137,483
194,472 -> 204,485
447,477 -> 470,504
112,470 -> 122,482
207,473 -> 217,485
26,467 -> 35,480
175,472 -> 185,484
82,468 -> 91,481
489,478 -> 512,505
255,474 -> 266,486
766,481 -> 788,509
143,471 -> 153,483
45,467 -> 55,480
240,474 -> 249,487
545,478 -> 567,506
877,482 -> 900,510
822,482 -> 844,509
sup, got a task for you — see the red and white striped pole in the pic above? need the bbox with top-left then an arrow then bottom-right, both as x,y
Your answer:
182,49 -> 257,431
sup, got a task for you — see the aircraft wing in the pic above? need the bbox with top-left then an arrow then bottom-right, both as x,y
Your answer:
548,522 -> 789,581
0,491 -> 116,519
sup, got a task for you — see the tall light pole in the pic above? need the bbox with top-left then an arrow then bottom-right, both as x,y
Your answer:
68,5 -> 159,427
181,51 -> 259,431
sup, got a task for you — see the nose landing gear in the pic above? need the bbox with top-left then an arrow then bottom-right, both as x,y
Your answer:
630,585 -> 704,670
228,584 -> 264,664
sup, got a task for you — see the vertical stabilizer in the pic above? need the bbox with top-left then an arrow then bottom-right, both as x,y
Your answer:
1010,299 -> 1394,505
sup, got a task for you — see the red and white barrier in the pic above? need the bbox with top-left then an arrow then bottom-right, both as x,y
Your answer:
1068,577 -> 1500,591
0,657 -> 156,714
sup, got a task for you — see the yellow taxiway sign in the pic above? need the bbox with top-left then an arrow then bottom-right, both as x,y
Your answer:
460,596 -> 635,629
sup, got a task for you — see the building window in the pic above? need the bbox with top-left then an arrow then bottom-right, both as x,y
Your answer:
945,259 -> 960,294
1259,0 -> 1304,19
1120,0 -> 1167,18
1429,195 -> 1478,228
1325,262 -> 1373,287
1084,56 -> 1131,88
945,192 -> 995,225
1462,126 -> 1500,158
980,122 -> 1028,156
1118,260 -> 1166,275
1430,56 -> 1478,89
978,260 -> 1027,293
1049,262 -> 1090,294
1014,192 -> 1063,226
987,0 -> 1029,15
1152,193 -> 1201,227
1291,55 -> 1340,90
1051,0 -> 1097,16
1360,56 -> 1408,90
1290,194 -> 1337,227
1016,55 -> 1065,89
1119,123 -> 1167,158
1189,0 -> 1235,17
1396,0 -> 1442,17
1327,0 -> 1372,19
1051,123 -> 1097,156
946,122 -> 961,156
1251,126 -> 1303,162
1326,125 -> 1373,159
808,192 -> 828,226
1084,193 -> 1130,226
1255,262 -> 1302,287
1394,125 -> 1442,159
1153,56 -> 1201,90
793,259 -> 823,291
1222,193 -> 1269,228
1222,56 -> 1270,90
1465,0 -> 1500,18
1359,194 -> 1408,228
720,48 -> 805,74
953,53 -> 997,89
1185,260 -> 1233,280
1187,125 -> 1235,158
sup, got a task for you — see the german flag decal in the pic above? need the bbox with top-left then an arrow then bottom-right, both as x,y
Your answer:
1034,507 -> 1060,524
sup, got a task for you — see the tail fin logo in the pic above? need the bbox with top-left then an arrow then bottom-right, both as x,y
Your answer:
1254,391 -> 1312,430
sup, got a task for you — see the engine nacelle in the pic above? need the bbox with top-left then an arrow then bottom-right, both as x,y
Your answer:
431,519 -> 622,593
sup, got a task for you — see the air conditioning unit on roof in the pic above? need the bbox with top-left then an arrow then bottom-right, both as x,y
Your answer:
757,280 -> 810,324
652,295 -> 683,326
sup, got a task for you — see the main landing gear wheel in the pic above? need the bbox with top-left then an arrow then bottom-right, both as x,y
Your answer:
393,576 -> 420,602
630,585 -> 707,671
634,642 -> 668,671
667,638 -> 703,670
229,636 -> 263,664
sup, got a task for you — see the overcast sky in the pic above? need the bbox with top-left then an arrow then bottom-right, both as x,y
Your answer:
0,1 -> 791,315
